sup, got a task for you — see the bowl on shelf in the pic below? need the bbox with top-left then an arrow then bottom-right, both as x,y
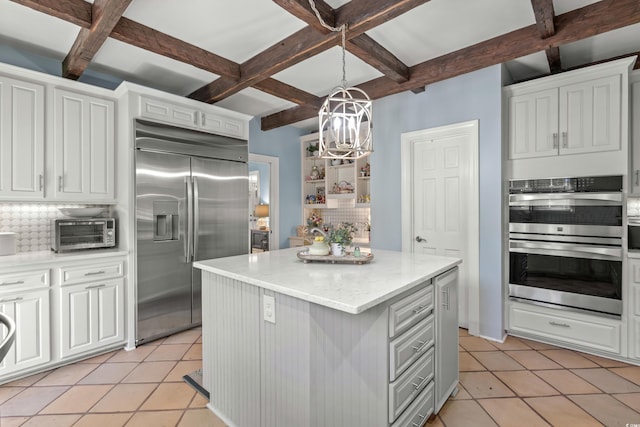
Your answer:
58,207 -> 106,218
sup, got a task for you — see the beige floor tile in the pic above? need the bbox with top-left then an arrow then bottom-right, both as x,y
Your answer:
504,351 -> 562,370
0,387 -> 24,405
145,344 -> 191,362
178,408 -> 226,427
90,383 -> 157,413
0,417 -> 30,427
458,328 -> 470,337
3,372 -> 49,387
164,361 -> 203,382
425,415 -> 444,426
610,366 -> 640,386
478,397 -> 551,427
494,371 -> 559,397
183,344 -> 203,361
490,336 -> 532,351
163,328 -> 201,345
459,336 -> 498,352
525,396 -> 602,427
517,338 -> 559,351
579,352 -> 632,368
471,351 -> 525,371
0,386 -> 69,417
108,345 -> 157,363
140,383 -> 195,411
572,368 -> 640,393
78,351 -> 118,364
533,370 -> 601,394
121,361 -> 176,383
189,393 -> 209,408
33,363 -> 99,386
538,349 -> 599,368
613,393 -> 640,413
78,363 -> 138,385
569,394 -> 640,427
74,413 -> 133,427
195,335 -> 202,344
124,410 -> 183,427
459,352 -> 486,371
438,399 -> 497,427
449,384 -> 472,400
40,385 -> 112,414
19,414 -> 81,427
459,372 -> 514,399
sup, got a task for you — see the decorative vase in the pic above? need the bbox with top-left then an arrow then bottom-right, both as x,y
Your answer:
309,240 -> 330,256
330,242 -> 345,257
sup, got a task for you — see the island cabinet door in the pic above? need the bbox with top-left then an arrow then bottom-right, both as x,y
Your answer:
434,267 -> 459,413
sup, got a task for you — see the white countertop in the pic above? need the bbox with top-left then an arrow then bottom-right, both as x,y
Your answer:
194,248 -> 461,314
0,248 -> 129,268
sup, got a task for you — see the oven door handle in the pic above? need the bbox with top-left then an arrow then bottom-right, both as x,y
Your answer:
509,240 -> 622,261
509,192 -> 622,205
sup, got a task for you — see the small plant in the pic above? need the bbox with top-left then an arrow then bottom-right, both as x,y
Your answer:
306,143 -> 319,156
327,222 -> 358,250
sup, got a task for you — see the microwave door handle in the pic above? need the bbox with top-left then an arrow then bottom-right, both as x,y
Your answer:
192,176 -> 199,262
509,241 -> 621,260
185,176 -> 193,263
509,192 -> 622,204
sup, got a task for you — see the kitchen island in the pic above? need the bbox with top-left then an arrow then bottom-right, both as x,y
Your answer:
194,248 -> 461,427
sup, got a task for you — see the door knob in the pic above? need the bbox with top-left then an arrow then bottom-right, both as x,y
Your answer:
415,236 -> 427,243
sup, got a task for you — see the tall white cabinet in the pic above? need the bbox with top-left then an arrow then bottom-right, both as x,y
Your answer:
52,88 -> 115,201
0,75 -> 45,199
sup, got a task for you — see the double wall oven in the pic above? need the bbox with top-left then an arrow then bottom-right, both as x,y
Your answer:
508,175 -> 623,317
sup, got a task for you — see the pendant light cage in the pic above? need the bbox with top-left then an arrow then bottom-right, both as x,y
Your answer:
318,86 -> 372,159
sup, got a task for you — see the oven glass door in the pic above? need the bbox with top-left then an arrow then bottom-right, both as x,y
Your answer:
58,223 -> 106,245
509,244 -> 622,315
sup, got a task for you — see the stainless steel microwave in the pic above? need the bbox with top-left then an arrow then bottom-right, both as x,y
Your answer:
51,218 -> 116,252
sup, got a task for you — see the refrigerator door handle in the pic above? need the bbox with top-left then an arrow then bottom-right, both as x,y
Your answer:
193,176 -> 200,261
185,176 -> 193,263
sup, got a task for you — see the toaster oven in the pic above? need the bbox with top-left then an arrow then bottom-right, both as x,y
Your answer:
51,218 -> 116,252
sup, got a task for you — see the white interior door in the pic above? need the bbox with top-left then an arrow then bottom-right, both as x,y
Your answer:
401,121 -> 479,333
249,153 -> 280,250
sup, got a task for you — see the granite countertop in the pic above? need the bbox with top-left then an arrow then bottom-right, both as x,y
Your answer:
194,247 -> 461,314
0,248 -> 129,268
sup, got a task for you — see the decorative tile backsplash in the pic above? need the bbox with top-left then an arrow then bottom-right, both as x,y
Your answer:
307,199 -> 371,239
0,204 -> 111,253
628,198 -> 640,217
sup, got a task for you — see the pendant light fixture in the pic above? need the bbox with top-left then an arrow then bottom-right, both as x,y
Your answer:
308,0 -> 373,160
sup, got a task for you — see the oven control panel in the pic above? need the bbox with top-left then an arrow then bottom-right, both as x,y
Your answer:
509,175 -> 622,193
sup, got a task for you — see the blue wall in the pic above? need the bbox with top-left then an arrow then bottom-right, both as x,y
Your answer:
248,118 -> 305,250
369,65 -> 504,340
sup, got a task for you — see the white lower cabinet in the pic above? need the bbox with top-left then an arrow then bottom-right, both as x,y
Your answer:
60,278 -> 124,358
0,288 -> 50,374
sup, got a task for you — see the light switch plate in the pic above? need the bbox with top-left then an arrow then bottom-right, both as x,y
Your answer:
263,295 -> 276,323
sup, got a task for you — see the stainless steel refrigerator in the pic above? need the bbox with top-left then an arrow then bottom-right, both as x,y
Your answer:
134,119 -> 248,345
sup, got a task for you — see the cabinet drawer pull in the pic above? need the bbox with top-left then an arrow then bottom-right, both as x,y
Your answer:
84,270 -> 106,277
552,133 -> 558,149
411,413 -> 427,427
411,375 -> 428,390
194,113 -> 198,125
561,131 -> 568,148
412,304 -> 428,314
412,340 -> 427,353
39,174 -> 44,191
0,297 -> 23,303
201,112 -> 206,126
636,170 -> 639,186
85,284 -> 106,290
549,321 -> 570,328
58,176 -> 63,192
1,280 -> 25,286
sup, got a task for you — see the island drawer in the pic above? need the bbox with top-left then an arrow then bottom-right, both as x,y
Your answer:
388,346 -> 434,423
391,380 -> 434,427
389,314 -> 434,381
59,261 -> 124,286
0,269 -> 49,292
389,283 -> 433,338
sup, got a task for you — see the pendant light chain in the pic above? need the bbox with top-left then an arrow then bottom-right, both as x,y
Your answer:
307,0 -> 347,87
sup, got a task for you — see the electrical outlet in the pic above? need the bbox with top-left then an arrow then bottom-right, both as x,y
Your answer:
263,295 -> 276,323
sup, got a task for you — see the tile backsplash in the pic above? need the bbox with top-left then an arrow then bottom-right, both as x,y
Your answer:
0,204 -> 111,253
307,199 -> 370,239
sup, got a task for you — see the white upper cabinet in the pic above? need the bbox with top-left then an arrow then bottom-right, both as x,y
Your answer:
506,58 -> 631,162
559,74 -> 621,155
52,88 -> 115,202
0,75 -> 45,200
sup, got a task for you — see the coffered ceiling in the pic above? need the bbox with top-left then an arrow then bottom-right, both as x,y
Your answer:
0,0 -> 639,131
